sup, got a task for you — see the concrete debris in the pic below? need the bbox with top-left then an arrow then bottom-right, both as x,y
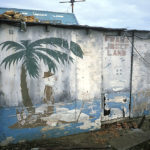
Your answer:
122,122 -> 130,129
102,121 -> 138,130
0,10 -> 39,22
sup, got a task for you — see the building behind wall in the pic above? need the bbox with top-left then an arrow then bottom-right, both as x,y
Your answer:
0,7 -> 78,24
0,19 -> 150,145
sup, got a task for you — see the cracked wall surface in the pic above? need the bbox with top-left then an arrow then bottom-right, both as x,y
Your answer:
0,23 -> 150,145
0,24 -> 102,144
132,32 -> 150,117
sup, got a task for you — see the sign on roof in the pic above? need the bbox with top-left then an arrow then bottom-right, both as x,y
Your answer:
0,7 -> 78,25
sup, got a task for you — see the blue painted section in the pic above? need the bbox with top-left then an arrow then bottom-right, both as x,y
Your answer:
106,91 -> 130,99
0,7 -> 78,25
104,91 -> 130,117
0,99 -> 101,144
64,100 -> 101,117
143,110 -> 150,115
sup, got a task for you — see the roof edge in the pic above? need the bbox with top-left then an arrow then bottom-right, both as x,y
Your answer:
0,19 -> 150,32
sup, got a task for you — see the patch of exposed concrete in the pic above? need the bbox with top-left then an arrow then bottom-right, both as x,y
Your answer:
40,108 -> 101,131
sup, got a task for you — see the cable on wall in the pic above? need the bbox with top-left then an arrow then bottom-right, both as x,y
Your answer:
123,32 -> 150,65
134,34 -> 150,40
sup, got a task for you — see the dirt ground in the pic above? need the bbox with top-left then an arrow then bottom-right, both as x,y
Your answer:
1,116 -> 150,150
129,140 -> 150,150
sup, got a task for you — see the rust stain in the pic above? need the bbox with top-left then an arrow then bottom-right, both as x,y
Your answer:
43,86 -> 54,103
43,71 -> 54,78
105,36 -> 129,56
107,49 -> 126,56
43,85 -> 54,114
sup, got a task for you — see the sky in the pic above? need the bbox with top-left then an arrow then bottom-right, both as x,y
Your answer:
0,0 -> 150,30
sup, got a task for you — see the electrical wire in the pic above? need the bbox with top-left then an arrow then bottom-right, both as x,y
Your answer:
134,34 -> 150,40
124,32 -> 150,65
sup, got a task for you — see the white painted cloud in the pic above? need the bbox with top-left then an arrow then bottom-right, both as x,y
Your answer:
0,0 -> 150,30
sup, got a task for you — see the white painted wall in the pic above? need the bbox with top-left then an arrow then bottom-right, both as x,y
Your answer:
0,23 -> 150,119
0,24 -> 102,107
132,34 -> 150,116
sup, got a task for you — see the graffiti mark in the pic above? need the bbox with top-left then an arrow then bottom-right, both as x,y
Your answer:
105,36 -> 129,56
107,49 -> 126,56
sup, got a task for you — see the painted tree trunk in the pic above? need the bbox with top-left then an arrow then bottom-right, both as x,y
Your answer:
43,85 -> 54,115
20,65 -> 34,113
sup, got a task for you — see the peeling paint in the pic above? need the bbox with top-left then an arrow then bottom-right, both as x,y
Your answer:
79,118 -> 101,130
0,23 -> 150,145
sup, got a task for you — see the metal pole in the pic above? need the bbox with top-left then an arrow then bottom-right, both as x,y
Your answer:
60,0 -> 85,13
129,31 -> 134,118
71,2 -> 74,13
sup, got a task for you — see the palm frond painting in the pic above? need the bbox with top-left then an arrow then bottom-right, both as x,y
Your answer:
0,38 -> 84,112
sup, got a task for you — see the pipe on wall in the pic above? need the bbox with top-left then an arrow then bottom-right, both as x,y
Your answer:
129,31 -> 134,118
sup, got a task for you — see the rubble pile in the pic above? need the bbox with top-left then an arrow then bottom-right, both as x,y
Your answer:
91,121 -> 139,145
0,10 -> 39,22
101,121 -> 138,130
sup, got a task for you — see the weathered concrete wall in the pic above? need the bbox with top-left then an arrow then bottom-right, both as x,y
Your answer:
0,22 -> 150,145
101,34 -> 131,121
132,32 -> 150,117
0,23 -> 102,145
0,24 -> 102,106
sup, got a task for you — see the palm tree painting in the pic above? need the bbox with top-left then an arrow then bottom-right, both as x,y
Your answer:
0,38 -> 84,113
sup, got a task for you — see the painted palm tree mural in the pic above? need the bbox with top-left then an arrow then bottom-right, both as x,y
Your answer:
0,38 -> 83,114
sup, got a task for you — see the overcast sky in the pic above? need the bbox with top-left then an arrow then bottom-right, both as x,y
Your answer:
0,0 -> 150,30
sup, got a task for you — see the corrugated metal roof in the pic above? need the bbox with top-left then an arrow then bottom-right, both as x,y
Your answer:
0,7 -> 78,25
0,19 -> 150,33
